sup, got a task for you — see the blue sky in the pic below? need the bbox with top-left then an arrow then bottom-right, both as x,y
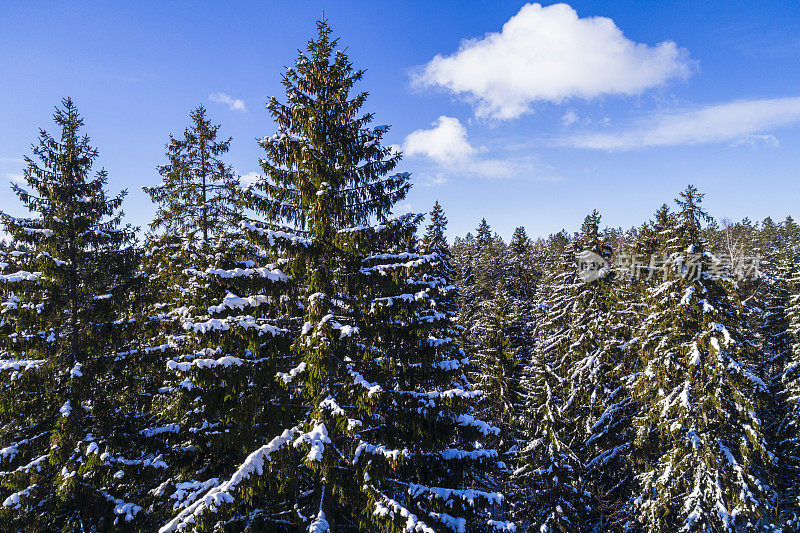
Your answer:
2,1 -> 799,240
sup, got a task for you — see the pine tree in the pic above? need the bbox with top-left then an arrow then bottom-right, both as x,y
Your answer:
630,186 -> 776,532
0,98 -> 148,529
160,21 -> 510,532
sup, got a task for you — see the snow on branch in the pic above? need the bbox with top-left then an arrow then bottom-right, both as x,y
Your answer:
307,510 -> 329,533
167,356 -> 243,372
354,441 -> 409,464
0,359 -> 46,373
277,361 -> 307,384
440,448 -> 498,461
159,427 -> 299,533
101,491 -> 143,523
348,368 -> 381,396
2,484 -> 37,509
337,211 -> 416,235
239,221 -> 312,247
197,266 -> 289,283
207,293 -> 270,315
140,424 -> 181,438
373,492 -> 436,533
454,414 -> 500,436
293,424 -> 330,463
0,271 -> 40,283
179,315 -> 287,336
406,484 -> 504,506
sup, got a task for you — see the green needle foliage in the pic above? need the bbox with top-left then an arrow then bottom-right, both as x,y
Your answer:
0,98 -> 145,531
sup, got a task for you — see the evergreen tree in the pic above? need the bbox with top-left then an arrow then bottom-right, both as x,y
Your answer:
138,108 -> 297,527
506,226 -> 538,369
457,220 -> 531,505
421,200 -> 448,255
538,230 -> 572,285
456,219 -> 509,353
457,224 -> 531,505
471,289 -> 527,492
0,99 -> 147,530
777,251 -> 800,528
630,186 -> 775,532
160,21 -> 510,532
508,226 -> 539,303
144,105 -> 241,243
476,218 -> 493,249
514,210 -> 631,531
514,319 -> 590,531
741,217 -> 798,529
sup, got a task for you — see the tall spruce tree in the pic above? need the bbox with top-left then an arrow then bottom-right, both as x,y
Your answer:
506,226 -> 538,369
508,226 -> 539,303
457,219 -> 529,502
630,186 -> 776,532
514,211 -> 631,531
744,217 -> 799,529
0,99 -> 148,530
160,21 -> 511,533
138,107 -> 298,527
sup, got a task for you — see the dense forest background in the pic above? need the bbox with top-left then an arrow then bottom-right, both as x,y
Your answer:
1,21 -> 799,533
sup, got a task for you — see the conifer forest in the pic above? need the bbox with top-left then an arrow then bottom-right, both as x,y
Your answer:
4,20 -> 800,533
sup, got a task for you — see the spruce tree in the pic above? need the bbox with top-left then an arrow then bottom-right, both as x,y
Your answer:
138,107 -> 297,527
476,218 -> 493,249
421,201 -> 448,255
630,186 -> 775,532
457,219 -> 529,501
778,251 -> 800,528
456,219 -> 510,358
514,211 -> 631,531
743,217 -> 799,529
0,99 -> 148,530
508,226 -> 539,303
471,288 -> 527,494
160,21 -> 510,532
144,105 -> 241,243
506,226 -> 538,368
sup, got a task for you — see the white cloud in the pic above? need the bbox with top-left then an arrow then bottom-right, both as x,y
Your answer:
730,134 -> 780,148
564,96 -> 800,150
6,173 -> 25,184
561,110 -> 579,126
404,116 -> 475,165
402,116 -> 558,181
394,202 -> 413,214
209,92 -> 247,112
418,173 -> 449,187
414,3 -> 692,120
